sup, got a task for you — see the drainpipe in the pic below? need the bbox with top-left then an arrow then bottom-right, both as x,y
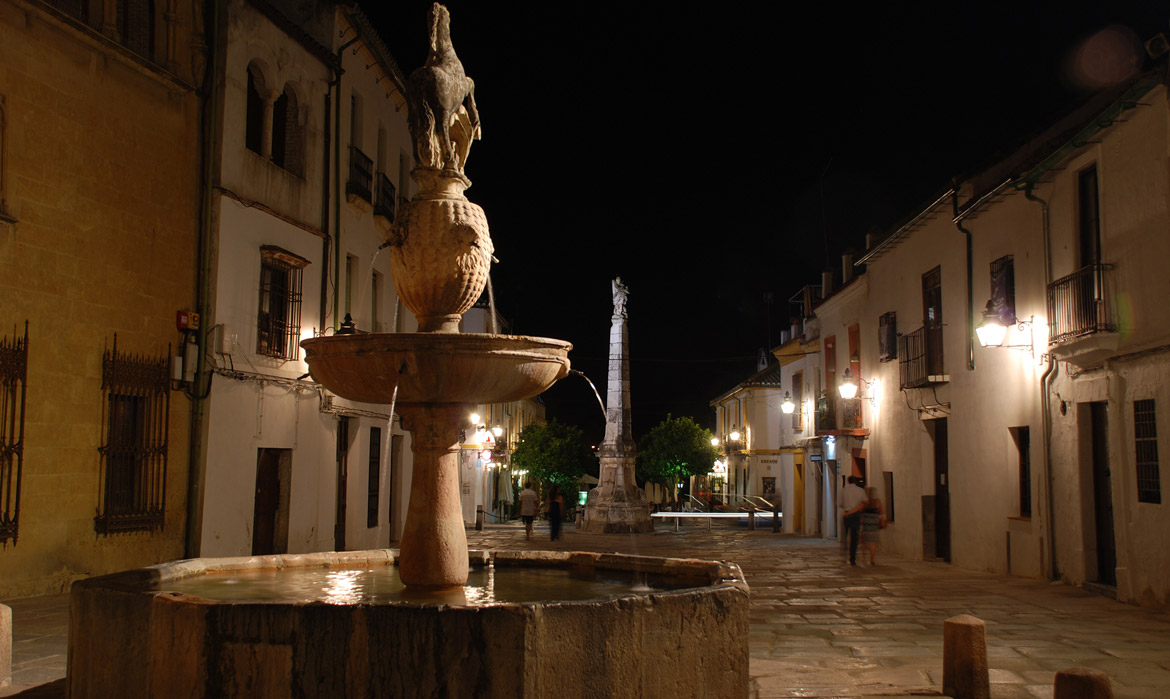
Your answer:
952,179 -> 1014,372
186,0 -> 223,558
1025,183 -> 1060,580
332,36 -> 359,332
951,189 -> 976,372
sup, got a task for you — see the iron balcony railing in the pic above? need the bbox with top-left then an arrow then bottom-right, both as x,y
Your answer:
346,146 -> 373,203
374,172 -> 396,220
898,324 -> 945,389
1047,263 -> 1116,345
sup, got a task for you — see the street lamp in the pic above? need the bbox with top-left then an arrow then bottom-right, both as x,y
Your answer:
728,429 -> 741,442
781,392 -> 795,414
976,300 -> 1034,355
838,368 -> 859,400
710,437 -> 720,447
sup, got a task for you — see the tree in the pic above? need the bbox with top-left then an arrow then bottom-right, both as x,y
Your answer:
637,415 -> 719,493
510,419 -> 596,496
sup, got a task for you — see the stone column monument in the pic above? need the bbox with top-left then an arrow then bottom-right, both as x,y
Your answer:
583,278 -> 653,533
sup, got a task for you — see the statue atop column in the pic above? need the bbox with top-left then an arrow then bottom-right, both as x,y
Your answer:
584,278 -> 653,533
612,277 -> 629,318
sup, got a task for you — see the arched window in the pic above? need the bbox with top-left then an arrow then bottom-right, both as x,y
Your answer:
271,84 -> 303,176
245,64 -> 266,155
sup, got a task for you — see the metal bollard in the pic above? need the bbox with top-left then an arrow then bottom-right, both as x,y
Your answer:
772,510 -> 780,533
748,509 -> 756,530
475,505 -> 484,531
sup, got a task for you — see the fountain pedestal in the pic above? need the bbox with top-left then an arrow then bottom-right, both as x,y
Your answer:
397,403 -> 470,587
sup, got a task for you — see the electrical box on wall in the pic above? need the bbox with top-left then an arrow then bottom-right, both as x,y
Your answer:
176,310 -> 200,331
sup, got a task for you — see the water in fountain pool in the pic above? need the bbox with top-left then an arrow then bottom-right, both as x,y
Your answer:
151,564 -> 697,606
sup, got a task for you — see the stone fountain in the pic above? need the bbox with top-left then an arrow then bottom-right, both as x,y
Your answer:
65,6 -> 749,697
303,1 -> 572,589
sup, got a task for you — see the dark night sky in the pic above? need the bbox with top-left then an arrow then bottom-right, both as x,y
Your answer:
366,1 -> 1167,445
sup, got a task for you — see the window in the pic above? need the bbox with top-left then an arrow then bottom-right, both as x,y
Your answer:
0,323 -> 28,544
1134,399 -> 1162,504
367,427 -> 381,528
371,271 -> 383,332
95,336 -> 170,534
116,0 -> 154,58
990,255 -> 1016,324
245,64 -> 266,155
46,0 -> 87,21
345,254 -> 357,320
1078,165 -> 1101,269
878,312 -> 897,362
791,371 -> 803,431
0,94 -> 7,218
257,246 -> 308,360
1012,426 -> 1031,517
271,84 -> 304,176
398,151 -> 410,209
882,471 -> 894,523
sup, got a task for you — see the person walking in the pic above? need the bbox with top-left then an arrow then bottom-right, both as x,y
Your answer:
518,481 -> 539,540
838,475 -> 868,565
860,486 -> 886,565
547,485 -> 564,541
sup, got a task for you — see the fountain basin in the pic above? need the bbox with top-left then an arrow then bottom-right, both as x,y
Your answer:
67,549 -> 749,698
300,332 -> 571,405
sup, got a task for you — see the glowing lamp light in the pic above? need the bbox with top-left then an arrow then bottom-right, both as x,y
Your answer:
491,426 -> 503,437
710,437 -> 720,447
838,368 -> 859,400
729,430 -> 741,442
976,301 -> 1008,347
469,412 -> 481,425
781,391 -> 795,414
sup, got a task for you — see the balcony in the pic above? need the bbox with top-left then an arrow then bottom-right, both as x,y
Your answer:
898,325 -> 947,389
1047,263 -> 1119,366
374,173 -> 397,221
346,146 -> 373,213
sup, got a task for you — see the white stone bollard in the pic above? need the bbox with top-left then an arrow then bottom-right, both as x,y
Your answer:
943,614 -> 990,699
0,602 -> 11,686
1054,667 -> 1113,699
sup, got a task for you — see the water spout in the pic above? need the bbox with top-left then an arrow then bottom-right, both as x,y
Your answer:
569,369 -> 607,423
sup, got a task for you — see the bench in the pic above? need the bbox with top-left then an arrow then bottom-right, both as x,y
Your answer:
651,510 -> 782,532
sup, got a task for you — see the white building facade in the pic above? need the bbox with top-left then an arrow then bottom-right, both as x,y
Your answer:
193,0 -> 418,557
838,73 -> 1170,607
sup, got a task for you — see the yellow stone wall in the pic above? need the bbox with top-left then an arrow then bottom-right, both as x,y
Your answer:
0,0 -> 203,597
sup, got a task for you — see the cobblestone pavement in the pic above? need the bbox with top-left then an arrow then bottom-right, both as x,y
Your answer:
3,524 -> 1169,698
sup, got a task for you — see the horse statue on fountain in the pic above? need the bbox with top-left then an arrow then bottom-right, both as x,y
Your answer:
406,2 -> 480,180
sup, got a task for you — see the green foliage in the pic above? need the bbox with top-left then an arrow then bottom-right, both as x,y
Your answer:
637,414 -> 720,488
510,419 -> 596,496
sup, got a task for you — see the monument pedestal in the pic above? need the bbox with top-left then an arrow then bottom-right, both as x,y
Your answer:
584,450 -> 653,533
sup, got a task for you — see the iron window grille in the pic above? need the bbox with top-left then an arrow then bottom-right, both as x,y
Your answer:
116,0 -> 154,59
898,325 -> 945,389
1,322 -> 28,545
95,335 -> 169,535
374,172 -> 396,220
347,146 -> 373,203
257,246 -> 308,360
989,255 -> 1016,324
1134,399 -> 1162,504
367,427 -> 381,528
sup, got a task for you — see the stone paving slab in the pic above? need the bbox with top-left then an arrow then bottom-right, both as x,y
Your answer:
1,525 -> 1169,698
